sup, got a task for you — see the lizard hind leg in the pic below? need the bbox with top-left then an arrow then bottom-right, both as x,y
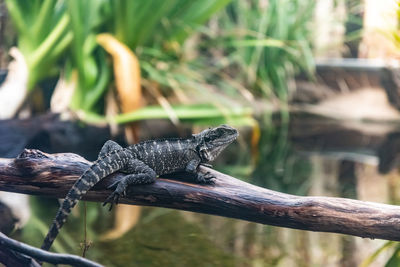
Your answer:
103,159 -> 156,210
98,140 -> 123,160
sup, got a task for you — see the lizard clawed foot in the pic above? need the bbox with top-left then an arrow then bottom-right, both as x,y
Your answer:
103,181 -> 127,211
107,180 -> 120,190
102,192 -> 120,211
195,172 -> 216,184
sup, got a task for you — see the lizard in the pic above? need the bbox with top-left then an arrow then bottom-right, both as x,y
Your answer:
41,124 -> 238,251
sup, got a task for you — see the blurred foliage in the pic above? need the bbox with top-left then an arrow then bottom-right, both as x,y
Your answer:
215,0 -> 315,101
385,245 -> 400,267
4,0 -> 316,126
82,104 -> 254,127
361,241 -> 398,267
344,0 -> 364,56
67,0 -> 111,112
5,0 -> 72,90
108,0 -> 232,50
385,0 -> 400,52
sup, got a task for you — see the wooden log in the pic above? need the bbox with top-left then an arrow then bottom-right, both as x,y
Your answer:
1,149 -> 400,241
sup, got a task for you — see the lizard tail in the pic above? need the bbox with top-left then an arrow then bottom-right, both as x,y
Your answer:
41,150 -> 131,251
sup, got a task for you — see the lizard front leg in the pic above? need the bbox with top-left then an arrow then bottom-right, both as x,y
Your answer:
185,158 -> 215,184
103,159 -> 156,209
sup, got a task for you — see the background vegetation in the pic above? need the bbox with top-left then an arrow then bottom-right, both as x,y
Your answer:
4,0 -> 314,124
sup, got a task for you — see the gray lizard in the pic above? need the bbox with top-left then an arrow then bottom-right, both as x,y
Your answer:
41,125 -> 238,251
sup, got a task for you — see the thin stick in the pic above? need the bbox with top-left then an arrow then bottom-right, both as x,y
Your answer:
81,202 -> 91,257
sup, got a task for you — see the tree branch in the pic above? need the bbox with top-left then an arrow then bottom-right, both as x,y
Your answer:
0,232 -> 103,267
1,149 -> 400,241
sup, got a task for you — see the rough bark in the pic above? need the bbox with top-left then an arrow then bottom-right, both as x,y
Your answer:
1,149 -> 400,241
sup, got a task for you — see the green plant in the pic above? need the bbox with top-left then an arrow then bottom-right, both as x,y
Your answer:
5,0 -> 316,125
108,0 -> 232,50
66,0 -> 111,112
382,1 -> 400,52
5,0 -> 72,90
215,0 -> 315,101
81,104 -> 254,127
107,0 -> 238,112
361,241 -> 398,267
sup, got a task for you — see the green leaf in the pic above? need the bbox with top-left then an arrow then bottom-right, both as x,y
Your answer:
79,104 -> 253,127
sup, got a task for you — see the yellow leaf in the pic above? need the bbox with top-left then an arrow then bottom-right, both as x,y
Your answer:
97,33 -> 142,113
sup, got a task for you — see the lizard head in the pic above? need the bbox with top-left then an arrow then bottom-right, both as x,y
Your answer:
194,125 -> 239,162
